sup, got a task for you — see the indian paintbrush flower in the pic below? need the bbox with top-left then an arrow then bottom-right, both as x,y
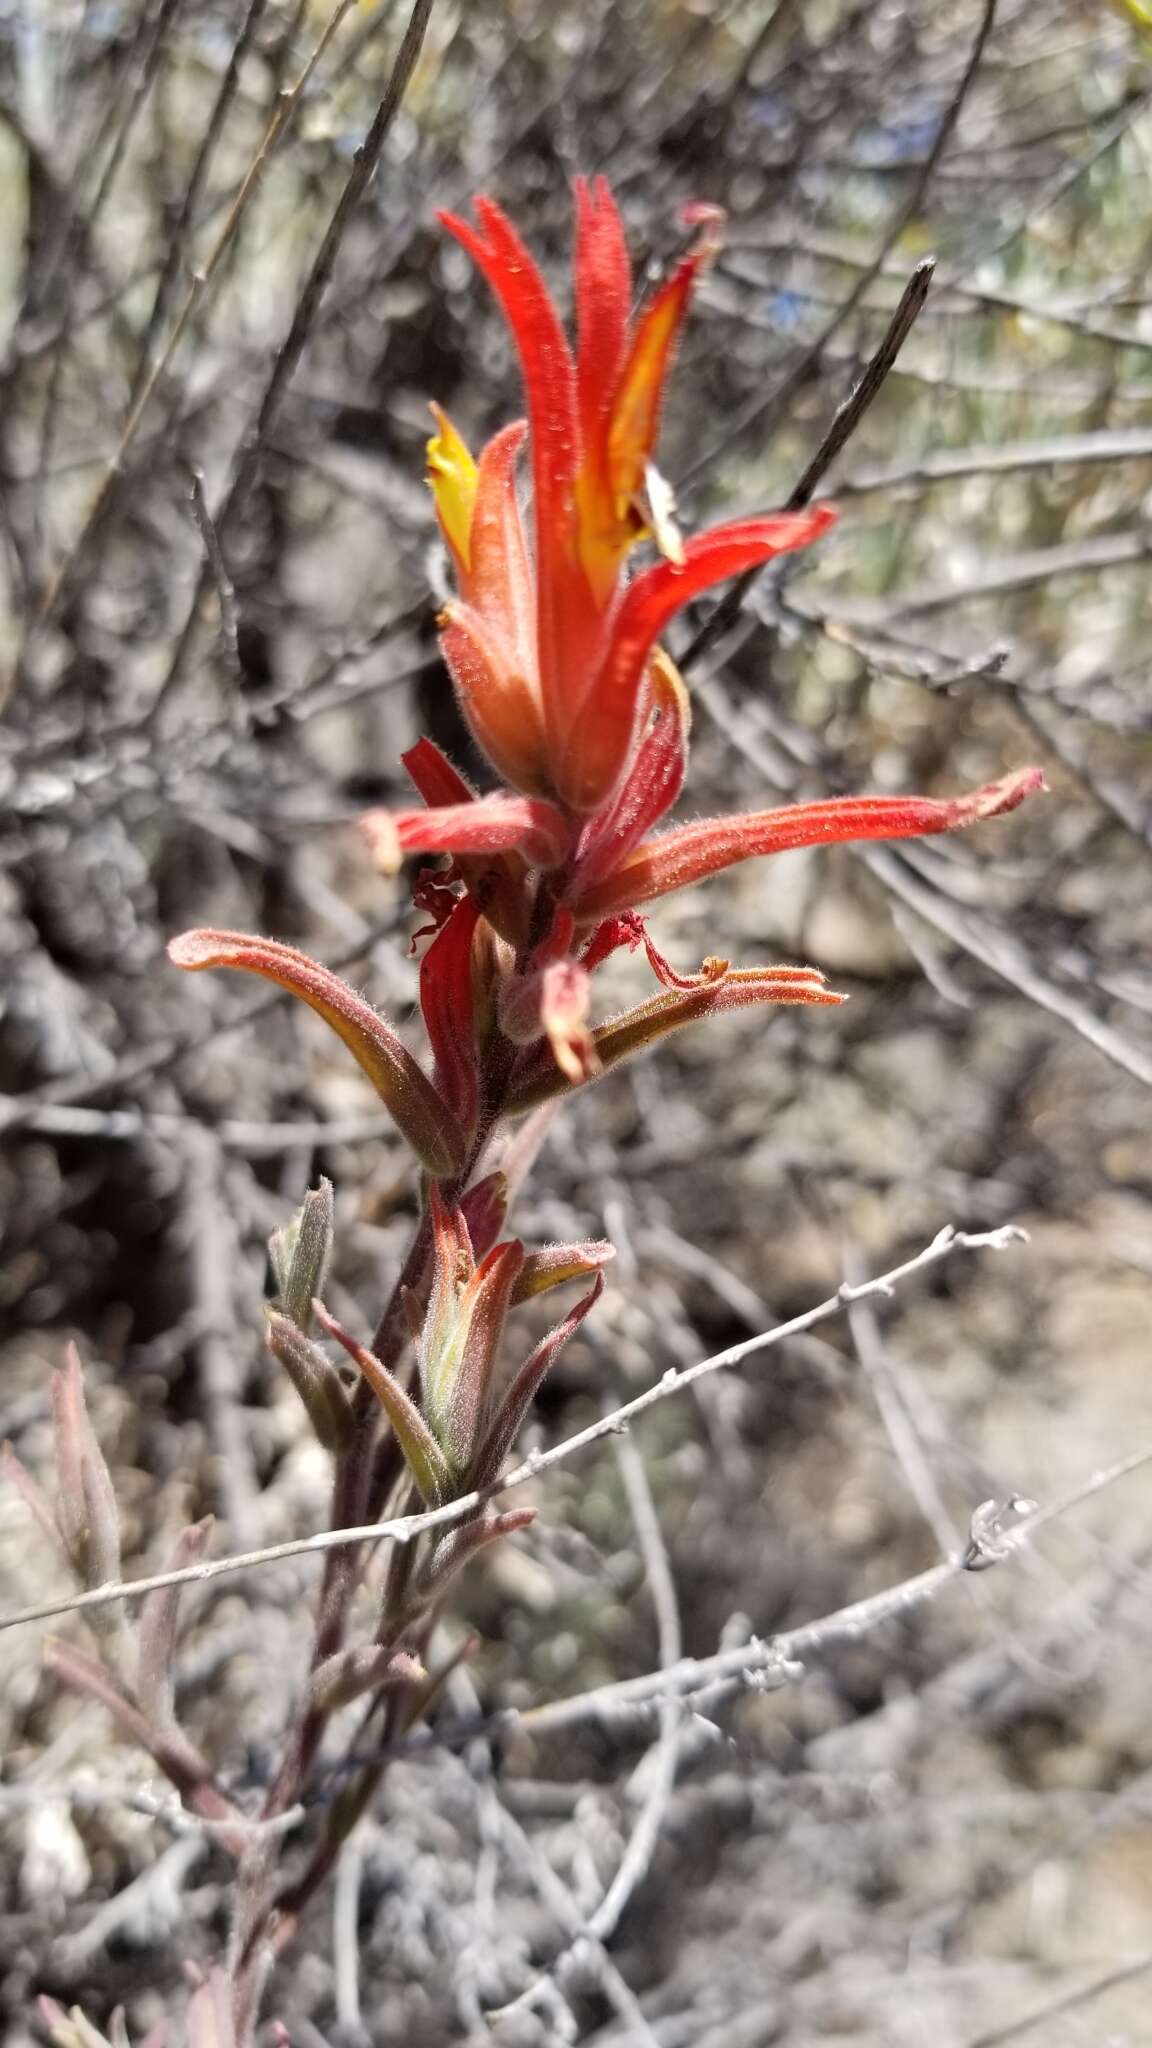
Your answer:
41,181 -> 1052,2029
167,176 -> 1045,1488
356,179 -> 1044,1112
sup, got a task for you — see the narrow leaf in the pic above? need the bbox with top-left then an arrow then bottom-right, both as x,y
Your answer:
606,219 -> 720,513
137,1517 -> 214,1727
422,1507 -> 538,1601
440,197 -> 579,513
265,1310 -> 355,1453
438,602 -> 551,797
52,1343 -> 121,1595
167,931 -> 466,1179
571,650 -> 691,899
313,1302 -> 452,1507
574,174 -> 631,448
442,1240 -> 526,1469
45,1642 -> 246,1846
438,198 -> 594,761
361,790 -> 570,874
576,768 -> 1048,919
471,1273 -> 605,1487
459,1171 -> 508,1258
270,1177 -> 334,1332
419,1185 -> 473,1413
419,893 -> 481,1133
309,1645 -> 425,1714
402,735 -> 477,807
556,508 -> 837,812
507,967 -> 844,1113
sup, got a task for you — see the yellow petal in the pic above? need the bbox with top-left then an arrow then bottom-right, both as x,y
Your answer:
427,403 -> 478,570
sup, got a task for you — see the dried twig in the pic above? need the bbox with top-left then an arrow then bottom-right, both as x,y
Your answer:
518,1440 -> 1152,1737
964,1950 -> 1152,2048
13,0 -> 364,675
843,1258 -> 963,1556
681,0 -> 998,491
151,0 -> 438,720
0,1224 -> 1024,1633
497,1430 -> 687,2026
682,255 -> 938,674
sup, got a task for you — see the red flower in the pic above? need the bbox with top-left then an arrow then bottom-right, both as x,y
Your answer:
174,181 -> 1047,1134
424,178 -> 835,815
365,182 -> 1045,1076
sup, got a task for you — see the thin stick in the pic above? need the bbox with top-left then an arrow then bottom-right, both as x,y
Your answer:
181,1129 -> 259,1541
587,1433 -> 682,1941
680,0 -> 997,494
0,915 -> 405,1138
681,257 -> 936,676
862,844 -> 1152,1092
126,0 -> 271,408
11,0 -> 361,677
785,259 -> 936,512
520,1440 -> 1152,1737
150,0 -> 438,721
964,1951 -> 1152,2048
844,1263 -> 962,1555
185,465 -> 242,683
0,1224 -> 1025,1634
486,1428 -> 684,2027
839,423 -> 1152,496
485,1790 -> 662,2048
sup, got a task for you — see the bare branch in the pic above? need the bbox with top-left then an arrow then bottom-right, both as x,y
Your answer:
0,1224 -> 1025,1634
964,1950 -> 1152,2048
518,1442 -> 1152,1738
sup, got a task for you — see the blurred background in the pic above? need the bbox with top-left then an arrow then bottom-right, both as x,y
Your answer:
3,0 -> 1152,2041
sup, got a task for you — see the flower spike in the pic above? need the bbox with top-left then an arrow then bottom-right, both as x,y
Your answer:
431,186 -> 835,814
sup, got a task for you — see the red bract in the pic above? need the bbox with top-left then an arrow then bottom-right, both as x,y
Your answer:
427,179 -> 836,814
171,181 -> 1046,1151
570,767 -> 1048,922
167,929 -> 467,1177
359,180 -> 1045,1104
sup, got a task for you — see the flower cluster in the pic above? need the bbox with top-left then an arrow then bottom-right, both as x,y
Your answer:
169,179 -> 1044,1505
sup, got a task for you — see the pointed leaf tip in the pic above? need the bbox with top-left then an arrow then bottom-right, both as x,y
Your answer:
575,765 -> 1046,919
957,766 -> 1048,819
270,1178 -> 335,1333
512,1240 -> 616,1302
